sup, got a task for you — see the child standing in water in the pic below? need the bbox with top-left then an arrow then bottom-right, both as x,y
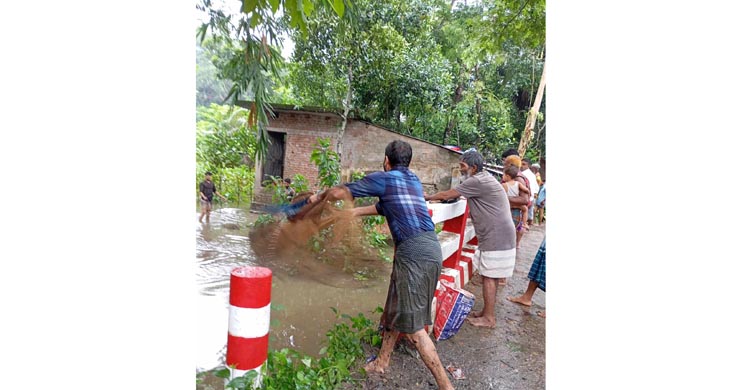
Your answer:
502,165 -> 531,234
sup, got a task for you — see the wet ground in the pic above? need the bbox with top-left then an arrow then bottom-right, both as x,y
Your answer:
341,224 -> 546,390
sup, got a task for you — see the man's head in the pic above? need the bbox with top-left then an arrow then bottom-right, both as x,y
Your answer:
205,171 -> 213,181
531,163 -> 541,173
504,155 -> 522,169
459,150 -> 484,177
384,140 -> 413,171
284,178 -> 291,187
522,158 -> 531,170
501,148 -> 519,160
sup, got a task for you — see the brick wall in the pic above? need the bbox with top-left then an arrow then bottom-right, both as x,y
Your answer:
253,110 -> 342,205
252,109 -> 461,207
342,121 -> 462,192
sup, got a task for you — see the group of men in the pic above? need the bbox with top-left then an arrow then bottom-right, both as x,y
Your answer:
301,141 -> 544,390
197,140 -> 543,389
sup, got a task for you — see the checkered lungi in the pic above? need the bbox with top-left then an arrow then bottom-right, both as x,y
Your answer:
381,231 -> 442,334
528,238 -> 546,291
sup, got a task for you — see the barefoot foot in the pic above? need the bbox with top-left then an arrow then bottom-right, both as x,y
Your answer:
506,295 -> 532,307
466,316 -> 496,328
536,310 -> 546,318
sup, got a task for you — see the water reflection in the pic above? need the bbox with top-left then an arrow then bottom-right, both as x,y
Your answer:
196,208 -> 390,372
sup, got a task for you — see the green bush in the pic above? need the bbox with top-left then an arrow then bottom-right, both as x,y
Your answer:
253,214 -> 278,228
222,166 -> 255,206
196,165 -> 254,208
311,138 -> 341,189
263,174 -> 311,206
262,176 -> 290,205
216,308 -> 382,390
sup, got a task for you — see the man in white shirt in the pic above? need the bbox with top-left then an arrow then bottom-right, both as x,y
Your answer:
521,158 -> 540,226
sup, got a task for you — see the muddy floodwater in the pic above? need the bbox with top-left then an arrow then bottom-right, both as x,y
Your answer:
196,207 -> 391,373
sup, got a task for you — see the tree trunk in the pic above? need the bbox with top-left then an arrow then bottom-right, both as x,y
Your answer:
443,113 -> 457,145
518,61 -> 546,158
336,62 -> 353,157
443,70 -> 466,145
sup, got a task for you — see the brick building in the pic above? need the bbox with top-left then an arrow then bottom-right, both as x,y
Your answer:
239,103 -> 463,207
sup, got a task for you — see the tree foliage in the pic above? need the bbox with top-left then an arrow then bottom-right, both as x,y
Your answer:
196,103 -> 257,169
196,104 -> 258,206
196,44 -> 233,107
196,0 -> 355,160
283,0 -> 545,164
198,0 -> 546,167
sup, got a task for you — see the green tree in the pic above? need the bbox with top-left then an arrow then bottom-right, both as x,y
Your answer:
196,45 -> 233,107
199,0 -> 547,166
478,0 -> 546,158
289,0 -> 454,148
196,104 -> 258,206
196,0 -> 355,161
196,104 -> 257,169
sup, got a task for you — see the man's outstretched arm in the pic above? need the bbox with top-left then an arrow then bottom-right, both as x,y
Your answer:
352,204 -> 378,217
424,188 -> 461,202
307,185 -> 353,204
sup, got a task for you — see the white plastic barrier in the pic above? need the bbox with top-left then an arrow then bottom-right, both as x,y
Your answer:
427,198 -> 477,289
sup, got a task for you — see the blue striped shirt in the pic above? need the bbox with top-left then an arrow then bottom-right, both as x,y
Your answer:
345,166 -> 435,245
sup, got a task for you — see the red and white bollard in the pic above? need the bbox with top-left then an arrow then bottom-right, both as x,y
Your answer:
226,266 -> 272,387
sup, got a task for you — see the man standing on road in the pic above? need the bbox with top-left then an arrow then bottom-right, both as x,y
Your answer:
425,150 -> 517,329
198,171 -> 227,224
306,140 -> 455,390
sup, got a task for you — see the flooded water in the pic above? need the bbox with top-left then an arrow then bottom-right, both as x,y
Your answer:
196,207 -> 390,373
